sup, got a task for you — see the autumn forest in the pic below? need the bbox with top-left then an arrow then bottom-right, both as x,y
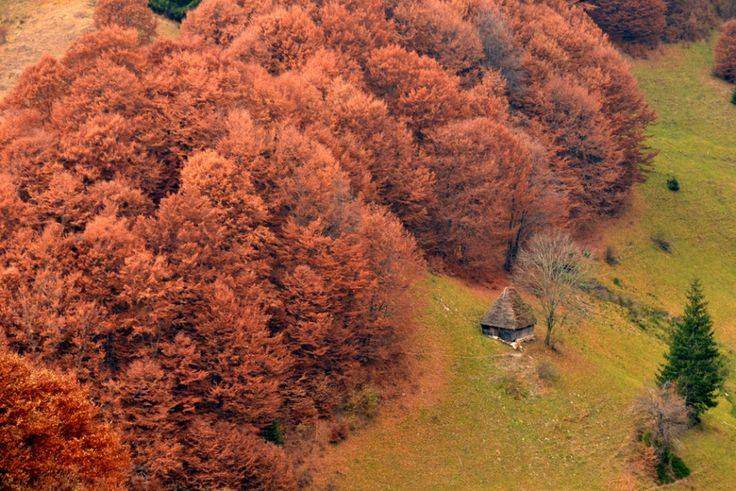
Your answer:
1,0 -> 735,488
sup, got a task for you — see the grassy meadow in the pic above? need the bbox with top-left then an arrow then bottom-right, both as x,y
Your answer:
317,37 -> 736,490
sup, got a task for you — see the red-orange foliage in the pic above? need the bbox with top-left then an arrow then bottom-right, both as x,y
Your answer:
581,0 -> 722,51
0,56 -> 68,115
427,118 -> 560,276
501,0 -> 655,219
715,20 -> 736,82
228,6 -> 324,74
662,0 -> 718,42
181,0 -> 264,46
0,0 -> 654,486
393,0 -> 485,77
586,0 -> 667,51
0,350 -> 129,489
94,0 -> 157,43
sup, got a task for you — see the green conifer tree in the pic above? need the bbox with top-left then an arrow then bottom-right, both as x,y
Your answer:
148,0 -> 200,21
657,279 -> 726,423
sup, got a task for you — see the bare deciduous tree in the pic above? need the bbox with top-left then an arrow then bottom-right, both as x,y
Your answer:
513,232 -> 590,348
633,383 -> 689,460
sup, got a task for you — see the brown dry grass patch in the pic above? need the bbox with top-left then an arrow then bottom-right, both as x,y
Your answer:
0,0 -> 179,97
0,0 -> 95,96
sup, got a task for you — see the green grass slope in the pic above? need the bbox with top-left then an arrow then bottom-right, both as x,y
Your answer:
317,37 -> 736,490
604,38 -> 736,348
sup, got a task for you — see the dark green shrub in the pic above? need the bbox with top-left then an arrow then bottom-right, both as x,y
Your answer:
670,453 -> 691,480
667,176 -> 680,191
651,232 -> 672,253
604,245 -> 619,265
656,447 -> 691,484
731,87 -> 736,106
260,421 -> 285,446
149,0 -> 200,21
613,277 -> 622,287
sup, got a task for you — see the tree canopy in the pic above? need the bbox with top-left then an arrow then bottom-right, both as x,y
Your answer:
0,350 -> 129,489
582,0 -> 722,54
0,0 -> 655,486
715,20 -> 736,83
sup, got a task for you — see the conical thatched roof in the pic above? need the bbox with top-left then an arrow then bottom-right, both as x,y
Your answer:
480,287 -> 536,330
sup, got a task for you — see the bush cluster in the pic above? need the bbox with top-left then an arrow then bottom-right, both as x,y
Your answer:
634,385 -> 690,484
651,232 -> 673,252
657,448 -> 691,483
536,360 -> 559,384
96,0 -> 157,42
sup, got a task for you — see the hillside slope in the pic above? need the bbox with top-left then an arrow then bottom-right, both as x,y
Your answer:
0,0 -> 93,96
0,0 -> 179,97
317,37 -> 736,490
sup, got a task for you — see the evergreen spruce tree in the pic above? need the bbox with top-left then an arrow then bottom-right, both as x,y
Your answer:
658,280 -> 726,423
148,0 -> 200,21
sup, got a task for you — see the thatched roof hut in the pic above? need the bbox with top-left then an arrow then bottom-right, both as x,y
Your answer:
480,287 -> 536,343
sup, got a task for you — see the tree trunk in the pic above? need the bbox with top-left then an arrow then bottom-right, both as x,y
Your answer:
503,214 -> 527,272
545,310 -> 555,348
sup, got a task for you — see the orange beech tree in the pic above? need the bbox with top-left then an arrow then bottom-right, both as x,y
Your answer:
715,19 -> 736,83
662,0 -> 718,42
585,0 -> 667,51
0,350 -> 129,489
426,117 -> 560,277
579,0 -> 722,52
0,0 -> 654,486
94,0 -> 158,43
